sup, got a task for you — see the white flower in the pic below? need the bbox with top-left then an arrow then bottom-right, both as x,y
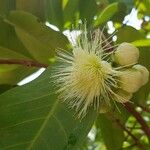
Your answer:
52,29 -> 148,118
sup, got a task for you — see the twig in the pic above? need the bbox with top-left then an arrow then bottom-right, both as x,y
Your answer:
108,112 -> 143,148
0,59 -> 48,68
125,121 -> 137,141
124,102 -> 150,140
115,119 -> 143,148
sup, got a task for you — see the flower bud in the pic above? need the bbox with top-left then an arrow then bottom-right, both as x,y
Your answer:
113,42 -> 139,66
133,64 -> 149,86
118,69 -> 142,93
115,89 -> 133,103
99,102 -> 111,113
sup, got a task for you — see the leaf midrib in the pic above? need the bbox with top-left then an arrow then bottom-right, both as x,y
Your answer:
27,98 -> 59,150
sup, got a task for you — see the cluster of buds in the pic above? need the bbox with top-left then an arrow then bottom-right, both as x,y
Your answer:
53,30 -> 149,118
100,43 -> 149,113
113,42 -> 149,101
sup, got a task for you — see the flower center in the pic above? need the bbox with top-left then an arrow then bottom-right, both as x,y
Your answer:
70,50 -> 109,99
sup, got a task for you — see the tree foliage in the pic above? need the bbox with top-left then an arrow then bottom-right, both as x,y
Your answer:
0,0 -> 150,150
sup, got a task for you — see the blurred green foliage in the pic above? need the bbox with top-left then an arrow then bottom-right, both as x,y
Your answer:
0,0 -> 150,150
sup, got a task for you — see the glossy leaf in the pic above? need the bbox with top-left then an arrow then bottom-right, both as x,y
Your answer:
0,18 -> 31,57
0,46 -> 29,59
132,39 -> 150,47
94,2 -> 118,27
6,11 -> 69,64
79,0 -> 97,26
0,84 -> 16,94
112,2 -> 127,23
108,0 -> 133,13
116,26 -> 144,43
0,66 -> 37,85
46,0 -> 64,30
0,64 -> 97,149
63,0 -> 79,28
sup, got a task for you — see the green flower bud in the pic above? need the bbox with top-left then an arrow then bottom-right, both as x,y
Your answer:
118,69 -> 142,93
115,89 -> 133,103
113,42 -> 139,66
99,102 -> 111,113
133,65 -> 149,86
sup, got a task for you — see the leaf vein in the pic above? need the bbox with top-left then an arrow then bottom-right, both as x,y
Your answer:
52,115 -> 68,141
0,117 -> 45,130
1,93 -> 51,109
3,141 -> 31,150
27,99 -> 59,149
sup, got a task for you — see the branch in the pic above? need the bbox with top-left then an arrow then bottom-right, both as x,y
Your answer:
0,59 -> 48,68
115,119 -> 143,148
125,121 -> 137,141
124,102 -> 150,140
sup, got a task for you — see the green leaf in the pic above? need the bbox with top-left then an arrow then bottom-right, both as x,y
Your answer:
6,11 -> 69,64
46,0 -> 64,30
63,0 -> 79,28
0,18 -> 31,57
112,2 -> 127,23
121,0 -> 133,12
79,0 -> 98,26
0,66 -> 37,85
108,0 -> 133,13
0,46 -> 29,59
96,114 -> 124,150
0,84 -> 15,94
116,26 -> 144,44
0,63 -> 97,149
16,0 -> 45,21
94,2 -> 118,27
132,39 -> 150,47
